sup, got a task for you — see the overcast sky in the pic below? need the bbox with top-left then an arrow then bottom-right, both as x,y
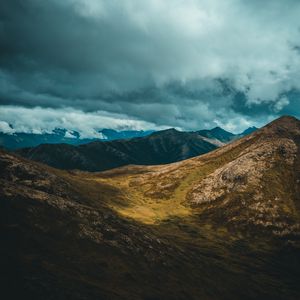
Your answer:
0,0 -> 300,137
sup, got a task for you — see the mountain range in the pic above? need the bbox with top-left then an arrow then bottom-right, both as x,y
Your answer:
0,128 -> 154,150
15,126 -> 256,172
197,126 -> 257,142
0,125 -> 256,151
1,116 -> 299,299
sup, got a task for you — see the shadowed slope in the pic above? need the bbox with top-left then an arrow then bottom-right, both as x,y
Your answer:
16,129 -> 218,172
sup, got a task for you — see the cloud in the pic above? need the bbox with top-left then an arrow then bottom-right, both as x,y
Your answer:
0,106 -> 168,138
273,97 -> 290,113
0,121 -> 15,135
64,130 -> 78,139
0,104 -> 270,135
0,0 -> 299,131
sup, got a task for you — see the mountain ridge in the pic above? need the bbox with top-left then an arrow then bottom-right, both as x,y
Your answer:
0,128 -> 155,150
0,124 -> 257,150
15,129 -> 219,171
14,125 -> 258,172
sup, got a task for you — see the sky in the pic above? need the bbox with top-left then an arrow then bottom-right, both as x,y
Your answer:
0,0 -> 300,137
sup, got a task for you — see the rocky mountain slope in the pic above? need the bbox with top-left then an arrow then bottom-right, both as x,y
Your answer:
1,116 -> 299,299
16,129 -> 220,171
106,116 -> 300,238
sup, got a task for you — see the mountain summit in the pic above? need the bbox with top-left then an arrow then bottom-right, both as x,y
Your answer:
197,126 -> 235,142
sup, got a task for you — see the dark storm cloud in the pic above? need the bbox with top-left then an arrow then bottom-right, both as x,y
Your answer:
0,0 -> 300,134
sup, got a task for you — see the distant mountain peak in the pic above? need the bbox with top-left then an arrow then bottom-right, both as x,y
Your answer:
210,126 -> 234,135
197,126 -> 235,143
149,128 -> 179,136
240,126 -> 258,136
160,128 -> 178,133
211,126 -> 224,131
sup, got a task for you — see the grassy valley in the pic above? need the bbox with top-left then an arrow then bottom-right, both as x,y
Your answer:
1,116 -> 300,299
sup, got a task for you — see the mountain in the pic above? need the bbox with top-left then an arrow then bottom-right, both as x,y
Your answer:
197,126 -> 258,142
0,129 -> 95,150
100,128 -> 154,140
93,116 -> 300,239
239,126 -> 258,136
16,128 -> 219,171
0,123 -> 256,153
0,128 -> 154,150
197,126 -> 236,142
0,123 -> 257,151
1,116 -> 300,299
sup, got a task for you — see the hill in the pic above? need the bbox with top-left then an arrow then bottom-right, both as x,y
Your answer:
108,116 -> 300,238
16,129 -> 220,171
1,116 -> 300,299
197,126 -> 236,142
